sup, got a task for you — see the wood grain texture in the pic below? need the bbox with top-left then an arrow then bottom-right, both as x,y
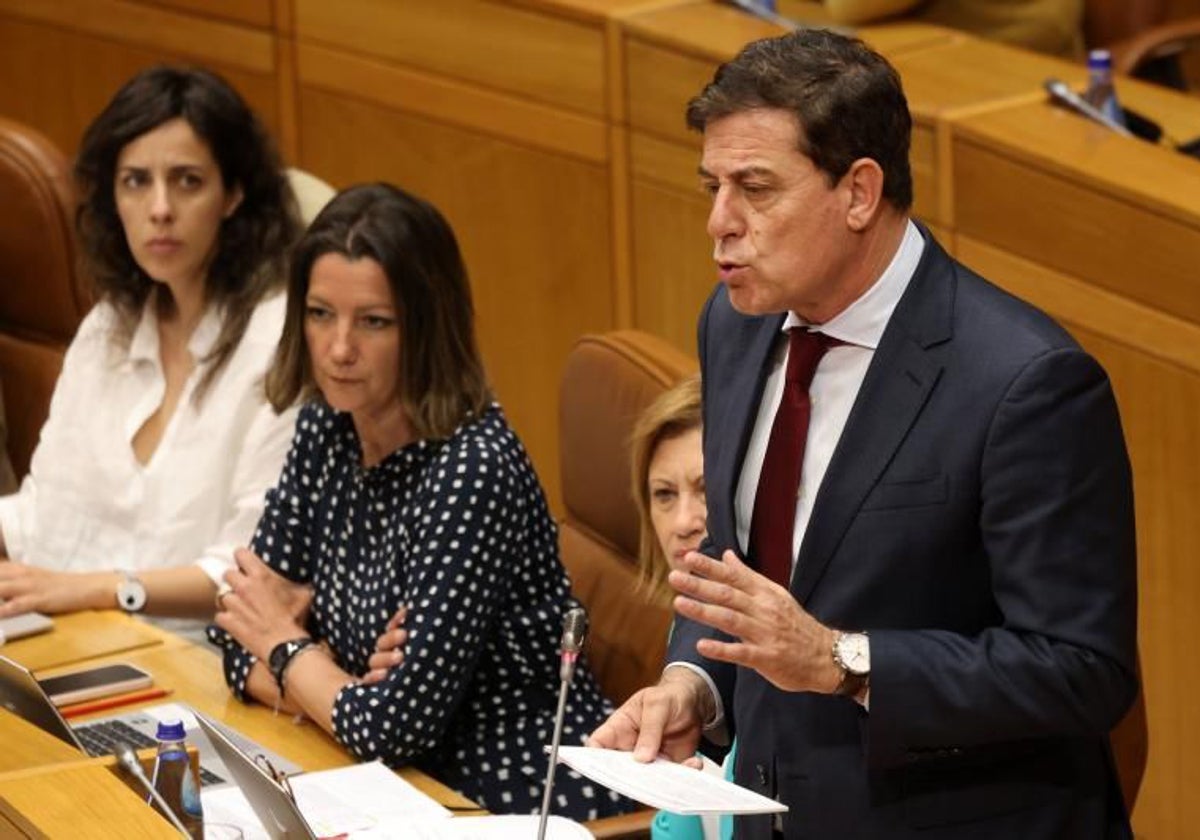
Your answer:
0,14 -> 279,156
0,0 -> 274,74
294,0 -> 607,116
0,762 -> 178,837
295,42 -> 608,164
0,709 -> 83,774
1,611 -> 165,673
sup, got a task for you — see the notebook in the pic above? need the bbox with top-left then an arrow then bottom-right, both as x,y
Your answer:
0,654 -> 298,789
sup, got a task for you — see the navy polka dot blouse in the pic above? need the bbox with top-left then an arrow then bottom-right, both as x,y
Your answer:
209,401 -> 633,820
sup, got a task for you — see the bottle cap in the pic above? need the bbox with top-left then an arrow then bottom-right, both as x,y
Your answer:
1088,49 -> 1113,69
155,720 -> 186,742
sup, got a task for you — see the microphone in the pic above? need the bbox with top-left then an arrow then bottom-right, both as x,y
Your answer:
1044,78 -> 1134,137
538,607 -> 588,840
559,606 -> 587,682
114,742 -> 191,838
724,0 -> 799,31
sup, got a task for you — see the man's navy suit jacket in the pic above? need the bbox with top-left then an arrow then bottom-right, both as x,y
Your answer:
669,229 -> 1138,838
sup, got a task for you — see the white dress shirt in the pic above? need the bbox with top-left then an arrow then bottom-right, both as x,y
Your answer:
677,220 -> 925,727
0,290 -> 297,640
734,220 -> 925,567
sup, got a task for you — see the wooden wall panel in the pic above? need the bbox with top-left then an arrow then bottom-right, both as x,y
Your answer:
294,0 -> 608,117
954,139 -> 1200,327
297,89 -> 616,509
0,10 -> 279,157
147,0 -> 273,28
630,180 -> 712,354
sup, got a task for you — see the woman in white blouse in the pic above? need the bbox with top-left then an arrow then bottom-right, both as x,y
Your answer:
0,66 -> 301,640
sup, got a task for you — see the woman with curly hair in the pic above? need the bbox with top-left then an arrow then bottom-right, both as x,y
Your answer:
0,66 -> 300,641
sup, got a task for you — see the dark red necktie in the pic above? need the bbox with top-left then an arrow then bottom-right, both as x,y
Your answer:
750,329 -> 836,589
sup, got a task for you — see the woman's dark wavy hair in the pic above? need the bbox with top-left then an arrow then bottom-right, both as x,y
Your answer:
74,65 -> 300,399
266,183 -> 492,439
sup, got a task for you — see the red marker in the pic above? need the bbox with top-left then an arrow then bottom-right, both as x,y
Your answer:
61,687 -> 172,719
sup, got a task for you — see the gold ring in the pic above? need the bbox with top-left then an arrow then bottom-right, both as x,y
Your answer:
215,581 -> 234,611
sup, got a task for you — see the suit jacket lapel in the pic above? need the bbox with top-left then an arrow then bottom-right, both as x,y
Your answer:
791,232 -> 955,604
710,312 -> 785,555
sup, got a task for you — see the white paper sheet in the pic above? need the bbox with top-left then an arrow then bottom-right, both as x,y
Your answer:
356,815 -> 593,839
555,746 -> 786,815
201,760 -> 452,839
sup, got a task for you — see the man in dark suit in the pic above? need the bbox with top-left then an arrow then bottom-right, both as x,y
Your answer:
590,29 -> 1137,839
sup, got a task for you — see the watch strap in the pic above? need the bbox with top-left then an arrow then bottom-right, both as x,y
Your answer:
834,669 -> 869,697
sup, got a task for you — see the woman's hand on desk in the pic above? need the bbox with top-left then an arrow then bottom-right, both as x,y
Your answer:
214,548 -> 308,661
361,606 -> 408,685
0,562 -> 118,616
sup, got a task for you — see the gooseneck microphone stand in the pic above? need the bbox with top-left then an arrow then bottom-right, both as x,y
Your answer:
114,742 -> 191,838
537,607 -> 588,840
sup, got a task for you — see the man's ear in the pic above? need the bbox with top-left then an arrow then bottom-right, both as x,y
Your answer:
843,158 -> 885,232
224,183 -> 245,219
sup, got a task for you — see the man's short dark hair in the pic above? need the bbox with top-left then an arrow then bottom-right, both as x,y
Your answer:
687,29 -> 913,210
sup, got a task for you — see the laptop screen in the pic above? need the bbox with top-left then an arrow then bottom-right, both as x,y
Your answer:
0,653 -> 86,751
193,711 -> 316,840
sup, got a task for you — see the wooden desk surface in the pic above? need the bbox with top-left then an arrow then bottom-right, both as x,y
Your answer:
0,708 -> 82,773
888,35 -> 1086,118
0,761 -> 176,838
1,611 -> 165,673
53,639 -> 482,813
621,0 -> 952,62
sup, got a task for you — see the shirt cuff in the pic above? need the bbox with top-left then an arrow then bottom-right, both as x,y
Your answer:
195,548 -> 236,586
665,661 -> 725,730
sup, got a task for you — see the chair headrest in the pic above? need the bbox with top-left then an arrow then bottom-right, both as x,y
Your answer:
0,116 -> 89,342
559,331 -> 697,559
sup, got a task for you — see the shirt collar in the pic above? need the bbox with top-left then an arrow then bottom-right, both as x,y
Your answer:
783,219 -> 924,349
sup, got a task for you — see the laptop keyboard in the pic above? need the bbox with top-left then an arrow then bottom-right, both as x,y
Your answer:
74,719 -> 226,787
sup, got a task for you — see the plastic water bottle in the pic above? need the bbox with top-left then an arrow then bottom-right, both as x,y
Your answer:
1084,49 -> 1126,128
150,720 -> 204,838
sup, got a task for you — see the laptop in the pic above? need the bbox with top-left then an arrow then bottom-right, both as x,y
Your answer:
0,611 -> 54,644
195,711 -> 318,839
0,654 -> 299,789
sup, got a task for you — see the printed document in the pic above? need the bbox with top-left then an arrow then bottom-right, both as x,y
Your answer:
555,746 -> 786,815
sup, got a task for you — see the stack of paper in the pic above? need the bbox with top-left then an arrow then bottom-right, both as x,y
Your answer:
202,763 -> 595,838
202,760 -> 451,838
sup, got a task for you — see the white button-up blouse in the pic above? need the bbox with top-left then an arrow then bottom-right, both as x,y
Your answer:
0,290 -> 297,637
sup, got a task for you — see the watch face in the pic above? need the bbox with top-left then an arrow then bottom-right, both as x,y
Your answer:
117,577 -> 146,612
836,633 -> 870,676
269,643 -> 292,675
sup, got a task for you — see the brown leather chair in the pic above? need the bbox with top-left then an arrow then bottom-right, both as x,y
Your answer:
559,330 -> 697,838
1084,0 -> 1167,52
0,116 -> 90,481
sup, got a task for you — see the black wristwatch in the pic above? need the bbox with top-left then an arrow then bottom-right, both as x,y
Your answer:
267,637 -> 315,695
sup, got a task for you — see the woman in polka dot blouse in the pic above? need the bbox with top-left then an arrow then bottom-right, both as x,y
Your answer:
209,183 -> 634,821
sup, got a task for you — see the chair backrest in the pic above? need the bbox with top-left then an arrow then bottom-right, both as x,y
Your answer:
558,330 -> 698,705
1084,0 -> 1168,50
0,116 -> 90,479
285,167 -> 336,227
